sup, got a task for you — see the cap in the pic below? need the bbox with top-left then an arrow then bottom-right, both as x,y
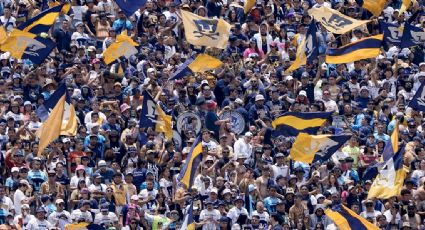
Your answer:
248,184 -> 257,192
222,189 -> 231,194
11,167 -> 19,173
98,160 -> 107,167
93,173 -> 103,179
245,132 -> 253,137
120,103 -> 131,113
76,165 -> 85,171
299,90 -> 307,97
36,207 -> 47,213
131,195 -> 139,201
55,199 -> 65,204
286,188 -> 295,194
255,94 -> 265,102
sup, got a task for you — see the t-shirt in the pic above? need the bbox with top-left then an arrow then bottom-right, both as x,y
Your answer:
199,209 -> 220,230
13,189 -> 27,215
26,218 -> 51,230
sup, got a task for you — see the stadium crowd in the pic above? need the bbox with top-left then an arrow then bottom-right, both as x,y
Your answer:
0,0 -> 425,229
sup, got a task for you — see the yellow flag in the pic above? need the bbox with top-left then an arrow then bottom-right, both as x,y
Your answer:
399,0 -> 412,15
0,26 -> 7,44
0,29 -> 36,59
60,102 -> 78,136
156,105 -> 173,139
244,0 -> 256,13
102,31 -> 138,65
308,6 -> 370,34
188,54 -> 223,72
181,10 -> 231,49
284,38 -> 306,74
358,0 -> 386,16
391,121 -> 399,153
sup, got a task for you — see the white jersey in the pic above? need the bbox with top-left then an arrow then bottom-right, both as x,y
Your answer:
26,219 -> 52,230
94,212 -> 118,226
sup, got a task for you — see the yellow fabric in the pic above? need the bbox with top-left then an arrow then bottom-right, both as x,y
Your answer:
361,0 -> 386,16
64,222 -> 89,230
23,3 -> 70,33
325,205 -> 380,230
391,121 -> 399,153
180,142 -> 202,188
367,161 -> 408,199
0,29 -> 36,59
37,94 -> 65,156
285,37 -> 306,74
60,103 -> 78,136
326,48 -> 381,64
324,209 -> 352,230
399,0 -> 411,15
308,6 -> 370,34
155,104 -> 173,139
103,31 -> 138,64
271,115 -> 327,130
0,26 -> 7,44
181,10 -> 231,49
188,54 -> 223,72
244,0 -> 256,13
110,183 -> 127,206
290,133 -> 332,163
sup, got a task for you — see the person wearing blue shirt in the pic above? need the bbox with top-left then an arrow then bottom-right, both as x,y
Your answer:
95,160 -> 115,184
112,10 -> 133,35
263,185 -> 281,213
27,158 -> 47,193
374,123 -> 390,143
139,172 -> 159,190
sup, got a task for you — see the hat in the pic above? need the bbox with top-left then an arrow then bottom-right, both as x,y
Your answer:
120,103 -> 131,113
245,132 -> 253,137
299,90 -> 307,97
14,150 -> 24,156
316,194 -> 325,200
255,94 -> 265,101
286,188 -> 295,194
147,68 -> 156,73
82,200 -> 91,206
56,199 -> 65,204
205,199 -> 214,205
98,160 -> 107,167
43,79 -> 57,89
100,203 -> 109,211
11,167 -> 19,173
81,188 -> 89,194
222,189 -> 231,195
248,184 -> 257,192
205,100 -> 217,110
47,169 -> 56,175
235,196 -> 244,202
131,195 -> 139,201
93,173 -> 103,179
36,207 -> 46,213
235,98 -> 244,104
87,46 -> 96,52
22,204 -> 30,209
76,165 -> 85,171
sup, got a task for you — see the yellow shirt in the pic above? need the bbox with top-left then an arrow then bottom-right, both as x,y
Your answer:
111,183 -> 127,206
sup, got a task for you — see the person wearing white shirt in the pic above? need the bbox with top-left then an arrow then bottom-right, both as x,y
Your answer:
360,200 -> 382,222
0,185 -> 14,219
233,132 -> 253,160
13,204 -> 35,229
200,199 -> 220,230
271,153 -> 289,181
227,196 -> 248,224
322,90 -> 339,113
48,199 -> 71,226
71,201 -> 93,222
383,204 -> 401,228
13,180 -> 33,215
26,207 -> 52,230
138,179 -> 158,212
94,203 -> 118,226
0,7 -> 16,32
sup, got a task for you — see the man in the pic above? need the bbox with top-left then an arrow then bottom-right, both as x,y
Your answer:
40,169 -> 65,199
112,10 -> 133,34
48,199 -> 71,226
0,185 -> 13,224
0,6 -> 16,32
139,178 -> 158,212
360,200 -> 382,223
227,196 -> 248,224
94,202 -> 118,227
110,173 -> 128,214
53,20 -> 72,51
271,153 -> 289,181
200,199 -> 220,230
13,180 -> 34,215
288,193 -> 306,226
26,207 -> 52,229
234,132 -> 253,160
13,204 -> 35,229
27,157 -> 47,194
70,200 -> 93,222
269,212 -> 284,230
88,173 -> 107,199
95,160 -> 114,184
251,201 -> 270,224
322,90 -> 339,113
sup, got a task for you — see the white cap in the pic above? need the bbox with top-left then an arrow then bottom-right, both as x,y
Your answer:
235,98 -> 244,104
205,155 -> 214,161
245,132 -> 253,137
98,160 -> 107,167
255,94 -> 265,101
299,90 -> 307,97
285,75 -> 293,81
147,68 -> 155,73
11,167 -> 19,173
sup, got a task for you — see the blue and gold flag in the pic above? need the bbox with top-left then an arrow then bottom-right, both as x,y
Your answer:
325,204 -> 380,230
103,31 -> 138,65
0,29 -> 55,65
18,3 -> 70,34
355,0 -> 386,16
285,19 -> 319,74
308,6 -> 370,34
326,34 -> 383,64
36,84 -> 68,156
367,147 -> 408,199
180,201 -> 196,230
178,136 -> 203,190
400,23 -> 425,48
181,10 -> 231,49
36,83 -> 77,136
290,133 -> 351,164
169,54 -> 223,80
272,112 -> 332,137
115,0 -> 147,17
139,91 -> 172,139
408,80 -> 425,111
380,21 -> 402,46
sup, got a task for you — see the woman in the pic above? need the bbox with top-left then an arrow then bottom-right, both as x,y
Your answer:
154,192 -> 169,215
226,9 -> 238,23
69,180 -> 88,209
5,102 -> 23,124
22,101 -> 33,122
243,38 -> 265,59
71,22 -> 91,46
322,174 -> 341,194
274,27 -> 288,52
70,165 -> 91,190
122,217 -> 142,230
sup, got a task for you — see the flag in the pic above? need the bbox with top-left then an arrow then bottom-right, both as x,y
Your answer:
244,0 -> 256,13
102,31 -> 138,65
290,133 -> 351,164
408,80 -> 425,111
36,84 -> 78,136
380,21 -> 402,46
169,56 -> 195,80
169,54 -> 223,80
285,19 -> 319,74
355,0 -> 386,16
178,136 -> 203,190
115,0 -> 147,17
272,112 -> 332,137
18,3 -> 70,34
390,121 -> 399,155
399,0 -> 411,15
367,147 -> 408,199
308,6 -> 370,34
325,34 -> 383,64
180,202 -> 196,230
0,29 -> 56,65
181,10 -> 231,49
65,223 -> 105,230
139,91 -> 172,139
325,204 -> 380,230
0,26 -> 7,44
400,23 -> 425,48
36,84 -> 67,156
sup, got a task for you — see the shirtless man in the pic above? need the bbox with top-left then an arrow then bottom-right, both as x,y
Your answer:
256,165 -> 272,199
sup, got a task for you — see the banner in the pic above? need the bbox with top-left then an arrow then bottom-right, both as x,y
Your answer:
308,6 -> 370,34
400,23 -> 425,48
380,21 -> 402,46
